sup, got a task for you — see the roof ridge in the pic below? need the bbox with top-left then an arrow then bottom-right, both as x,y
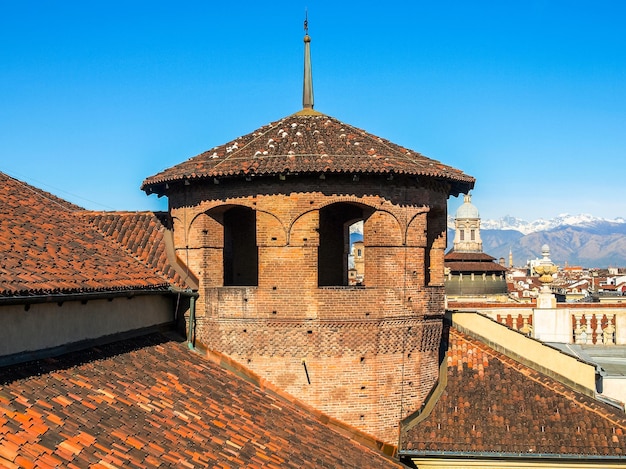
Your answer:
83,212 -> 183,289
1,171 -> 83,212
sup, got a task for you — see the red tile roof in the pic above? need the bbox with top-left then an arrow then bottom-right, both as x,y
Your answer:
0,332 -> 403,468
445,251 -> 499,262
401,328 -> 626,457
445,251 -> 508,273
444,261 -> 508,273
141,111 -> 475,197
84,211 -> 196,290
0,173 -> 172,299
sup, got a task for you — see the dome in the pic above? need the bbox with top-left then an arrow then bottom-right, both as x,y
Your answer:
455,194 -> 479,219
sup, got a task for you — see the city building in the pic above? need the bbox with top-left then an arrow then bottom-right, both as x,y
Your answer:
444,194 -> 508,299
0,170 -> 402,467
140,29 -> 474,444
1,27 -> 625,468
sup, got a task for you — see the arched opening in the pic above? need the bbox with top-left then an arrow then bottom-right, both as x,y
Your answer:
425,209 -> 446,286
223,206 -> 258,286
318,203 -> 366,287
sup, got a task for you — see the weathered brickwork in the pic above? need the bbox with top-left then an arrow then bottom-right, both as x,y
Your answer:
193,315 -> 441,442
163,174 -> 451,443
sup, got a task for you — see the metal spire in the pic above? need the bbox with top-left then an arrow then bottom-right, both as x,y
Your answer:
302,11 -> 314,109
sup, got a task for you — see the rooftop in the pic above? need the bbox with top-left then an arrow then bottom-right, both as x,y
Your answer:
444,251 -> 508,273
401,327 -> 626,458
141,112 -> 474,197
0,173 -> 177,300
549,343 -> 626,378
0,332 -> 403,468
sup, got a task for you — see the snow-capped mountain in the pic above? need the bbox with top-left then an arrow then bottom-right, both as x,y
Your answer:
450,214 -> 626,236
447,214 -> 626,268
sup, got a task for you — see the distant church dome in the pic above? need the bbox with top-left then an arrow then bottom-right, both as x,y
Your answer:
446,192 -> 508,297
455,194 -> 479,219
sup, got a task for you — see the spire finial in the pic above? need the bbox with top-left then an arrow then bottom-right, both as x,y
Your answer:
302,10 -> 314,109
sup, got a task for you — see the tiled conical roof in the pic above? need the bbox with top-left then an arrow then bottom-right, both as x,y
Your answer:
142,110 -> 475,197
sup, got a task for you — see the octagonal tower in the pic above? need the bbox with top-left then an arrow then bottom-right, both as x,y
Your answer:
142,30 -> 474,444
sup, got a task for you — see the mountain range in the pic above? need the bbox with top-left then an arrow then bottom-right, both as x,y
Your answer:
447,214 -> 626,269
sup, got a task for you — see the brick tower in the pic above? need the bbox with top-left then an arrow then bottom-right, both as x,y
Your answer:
142,27 -> 474,443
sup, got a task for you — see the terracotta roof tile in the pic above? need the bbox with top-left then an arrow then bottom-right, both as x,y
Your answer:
0,333 -> 403,468
445,250 -> 508,273
401,328 -> 626,457
142,112 -> 475,196
84,211 -> 193,290
444,261 -> 508,273
0,173 -> 174,298
445,251 -> 498,262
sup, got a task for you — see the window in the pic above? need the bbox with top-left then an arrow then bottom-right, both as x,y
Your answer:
318,203 -> 365,286
471,229 -> 475,241
223,206 -> 258,286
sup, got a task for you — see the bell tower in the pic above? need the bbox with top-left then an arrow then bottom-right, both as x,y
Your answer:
453,193 -> 483,252
142,22 -> 474,444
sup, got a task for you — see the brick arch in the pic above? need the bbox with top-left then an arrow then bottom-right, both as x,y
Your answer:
187,199 -> 258,233
289,210 -> 319,246
256,210 -> 287,246
418,206 -> 447,286
287,199 -> 377,247
363,210 -> 403,247
188,209 -> 224,249
405,209 -> 431,247
315,196 -> 378,212
198,204 -> 258,286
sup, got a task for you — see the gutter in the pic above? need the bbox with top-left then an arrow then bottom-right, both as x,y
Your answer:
398,449 -> 626,461
164,286 -> 199,350
1,287 -> 199,350
0,287 -> 173,306
164,286 -> 199,349
177,289 -> 198,350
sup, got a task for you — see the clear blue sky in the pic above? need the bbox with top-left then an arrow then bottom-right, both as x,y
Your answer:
2,1 -> 625,221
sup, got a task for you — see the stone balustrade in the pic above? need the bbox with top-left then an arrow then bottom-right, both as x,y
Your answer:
448,301 -> 626,345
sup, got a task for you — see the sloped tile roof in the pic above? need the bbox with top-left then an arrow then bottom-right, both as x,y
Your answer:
0,172 -> 172,298
84,211 -> 194,290
444,261 -> 508,273
142,111 -> 475,196
445,250 -> 507,273
0,332 -> 404,468
400,328 -> 626,457
445,251 -> 498,262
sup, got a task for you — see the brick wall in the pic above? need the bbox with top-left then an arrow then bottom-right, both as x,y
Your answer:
168,174 -> 449,443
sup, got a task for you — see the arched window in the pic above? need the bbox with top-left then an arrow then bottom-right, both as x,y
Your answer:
318,203 -> 365,286
223,206 -> 258,286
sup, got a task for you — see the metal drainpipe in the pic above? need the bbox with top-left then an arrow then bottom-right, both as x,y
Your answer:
187,294 -> 196,349
169,287 -> 198,349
